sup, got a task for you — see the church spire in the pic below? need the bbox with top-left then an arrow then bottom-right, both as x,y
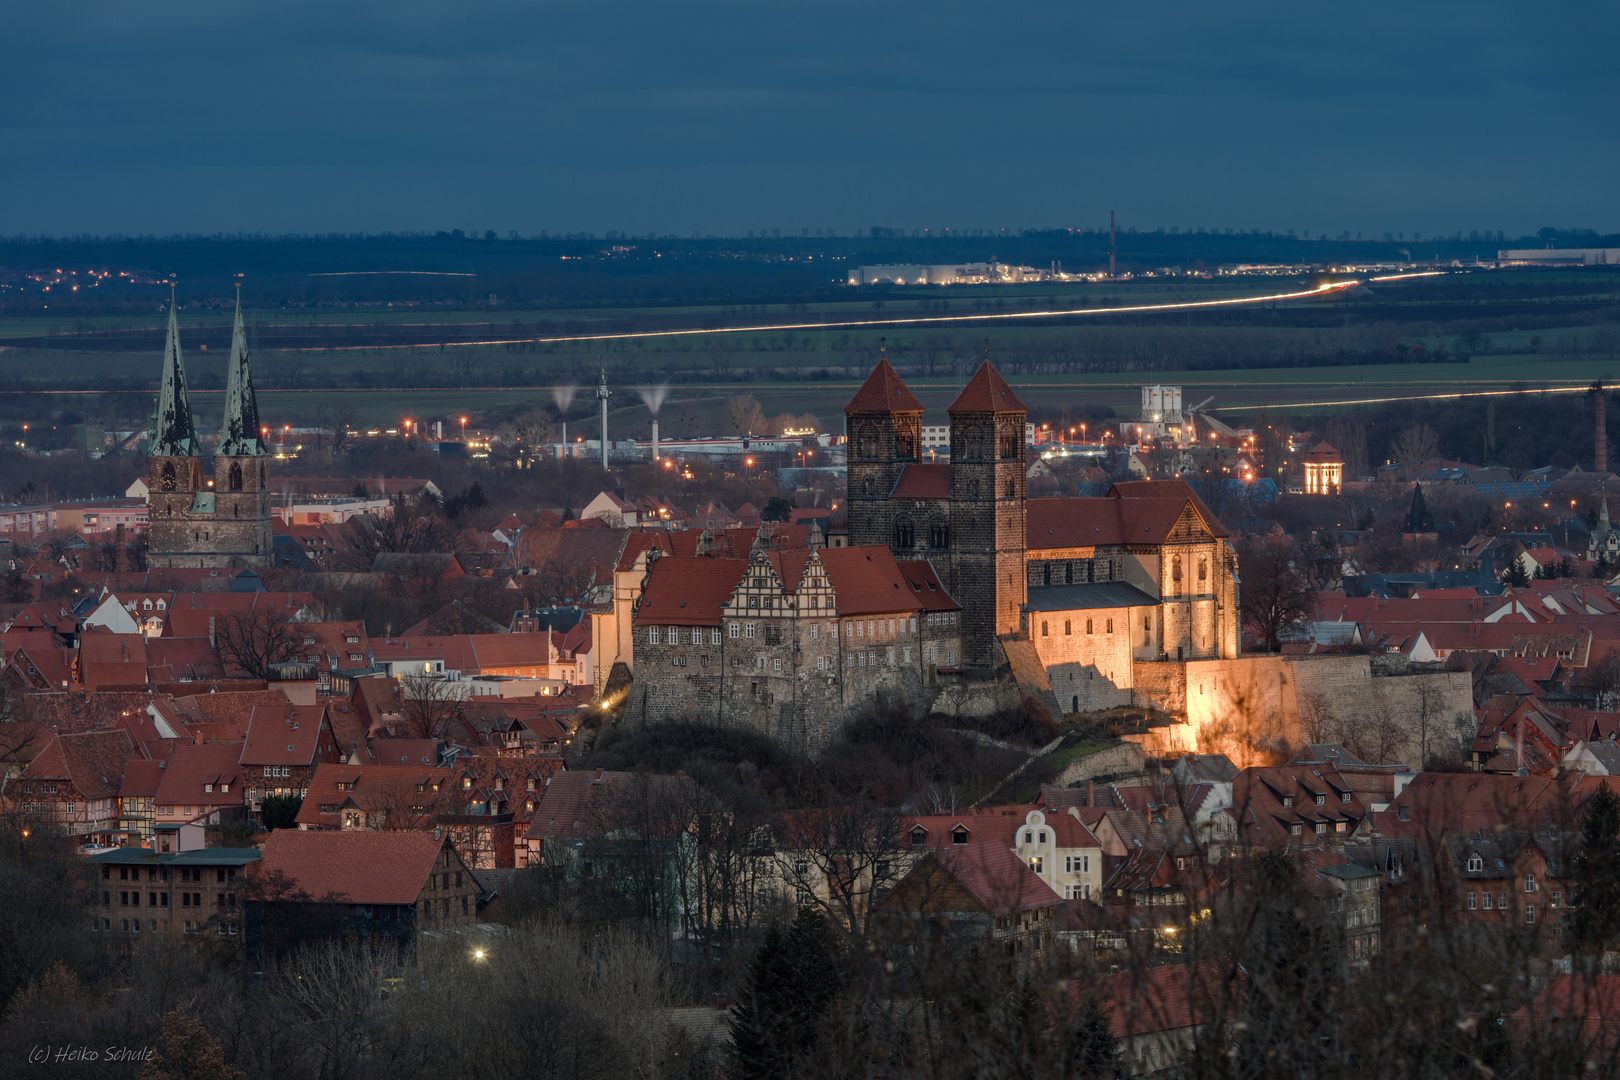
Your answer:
218,285 -> 263,456
151,288 -> 201,457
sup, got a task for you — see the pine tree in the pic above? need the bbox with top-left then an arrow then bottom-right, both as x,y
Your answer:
1501,559 -> 1530,588
1068,997 -> 1120,1078
1571,781 -> 1620,955
728,907 -> 842,1080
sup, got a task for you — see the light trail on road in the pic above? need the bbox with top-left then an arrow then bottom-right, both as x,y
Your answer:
287,280 -> 1362,352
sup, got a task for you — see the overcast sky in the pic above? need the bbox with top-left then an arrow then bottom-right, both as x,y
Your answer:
4,1 -> 1615,237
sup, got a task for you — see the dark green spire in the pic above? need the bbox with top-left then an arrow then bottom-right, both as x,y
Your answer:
151,291 -> 201,457
218,290 -> 263,456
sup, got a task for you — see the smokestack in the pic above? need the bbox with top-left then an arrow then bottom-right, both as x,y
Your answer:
1599,383 -> 1608,474
596,370 -> 612,471
1109,211 -> 1116,279
651,418 -> 659,463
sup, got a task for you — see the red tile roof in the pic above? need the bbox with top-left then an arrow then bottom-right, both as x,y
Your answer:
1075,961 -> 1234,1038
637,556 -> 748,626
241,705 -> 335,767
153,742 -> 245,809
295,762 -> 455,828
897,560 -> 961,612
844,357 -> 923,414
18,729 -> 139,799
892,463 -> 951,500
819,546 -> 923,616
523,768 -> 636,840
947,360 -> 1025,414
1026,486 -> 1230,550
254,829 -> 457,905
935,842 -> 1060,914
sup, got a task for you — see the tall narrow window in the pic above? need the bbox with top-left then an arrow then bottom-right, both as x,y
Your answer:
228,462 -> 243,491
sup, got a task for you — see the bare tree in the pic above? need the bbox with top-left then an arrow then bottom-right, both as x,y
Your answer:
214,608 -> 302,680
775,802 -> 905,939
1235,536 -> 1319,653
1392,423 -> 1440,465
395,673 -> 470,740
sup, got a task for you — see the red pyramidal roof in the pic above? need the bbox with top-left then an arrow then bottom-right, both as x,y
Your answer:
844,357 -> 923,413
948,360 -> 1025,413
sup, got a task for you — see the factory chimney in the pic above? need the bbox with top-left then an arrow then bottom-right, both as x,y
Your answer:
1109,211 -> 1117,279
651,418 -> 659,463
596,370 -> 612,471
1598,381 -> 1608,474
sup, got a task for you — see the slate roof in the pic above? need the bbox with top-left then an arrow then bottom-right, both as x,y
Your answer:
1024,582 -> 1160,612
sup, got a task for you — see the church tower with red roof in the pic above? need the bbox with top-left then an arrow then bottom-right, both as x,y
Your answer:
946,360 -> 1028,667
843,351 -> 924,551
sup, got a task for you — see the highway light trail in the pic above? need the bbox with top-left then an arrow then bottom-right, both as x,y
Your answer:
1206,382 -> 1597,413
291,280 -> 1362,352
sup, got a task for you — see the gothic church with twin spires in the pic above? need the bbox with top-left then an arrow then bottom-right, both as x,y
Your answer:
146,295 -> 274,568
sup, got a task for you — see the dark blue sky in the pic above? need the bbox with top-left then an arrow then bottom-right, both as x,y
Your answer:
5,2 -> 1615,237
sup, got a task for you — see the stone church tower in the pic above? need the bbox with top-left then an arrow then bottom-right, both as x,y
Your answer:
946,361 -> 1027,668
147,293 -> 273,569
843,352 -> 1028,671
843,352 -> 923,550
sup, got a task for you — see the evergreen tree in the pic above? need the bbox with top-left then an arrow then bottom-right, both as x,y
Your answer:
1570,781 -> 1620,955
1501,559 -> 1530,588
1068,997 -> 1120,1078
728,907 -> 842,1080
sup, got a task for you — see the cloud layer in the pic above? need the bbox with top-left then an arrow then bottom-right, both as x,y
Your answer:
4,1 -> 1614,235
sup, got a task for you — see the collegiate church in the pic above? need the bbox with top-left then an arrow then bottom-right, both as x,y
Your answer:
845,356 -> 1240,710
145,294 -> 274,568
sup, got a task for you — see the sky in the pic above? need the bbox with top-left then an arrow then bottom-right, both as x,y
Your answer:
3,1 -> 1616,238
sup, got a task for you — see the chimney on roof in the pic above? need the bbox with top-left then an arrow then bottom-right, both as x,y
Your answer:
1085,780 -> 1095,806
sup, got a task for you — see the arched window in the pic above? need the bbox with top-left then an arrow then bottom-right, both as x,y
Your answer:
1000,431 -> 1019,459
895,521 -> 915,548
863,475 -> 875,496
1072,695 -> 1079,714
1064,619 -> 1071,635
1085,619 -> 1094,635
1171,556 -> 1183,592
228,463 -> 243,491
896,429 -> 916,459
160,462 -> 177,491
1198,557 -> 1208,583
1041,621 -> 1049,637
930,523 -> 949,549
1004,477 -> 1016,498
1106,618 -> 1114,634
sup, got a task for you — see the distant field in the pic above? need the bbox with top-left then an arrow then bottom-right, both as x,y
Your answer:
3,355 -> 1616,433
2,265 -> 1616,431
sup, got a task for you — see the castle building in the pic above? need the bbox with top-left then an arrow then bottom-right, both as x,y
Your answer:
147,294 -> 274,569
842,355 -> 1237,676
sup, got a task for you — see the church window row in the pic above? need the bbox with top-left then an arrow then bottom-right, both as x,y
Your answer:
1039,617 -> 1113,637
1034,559 -> 1112,586
893,521 -> 949,549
